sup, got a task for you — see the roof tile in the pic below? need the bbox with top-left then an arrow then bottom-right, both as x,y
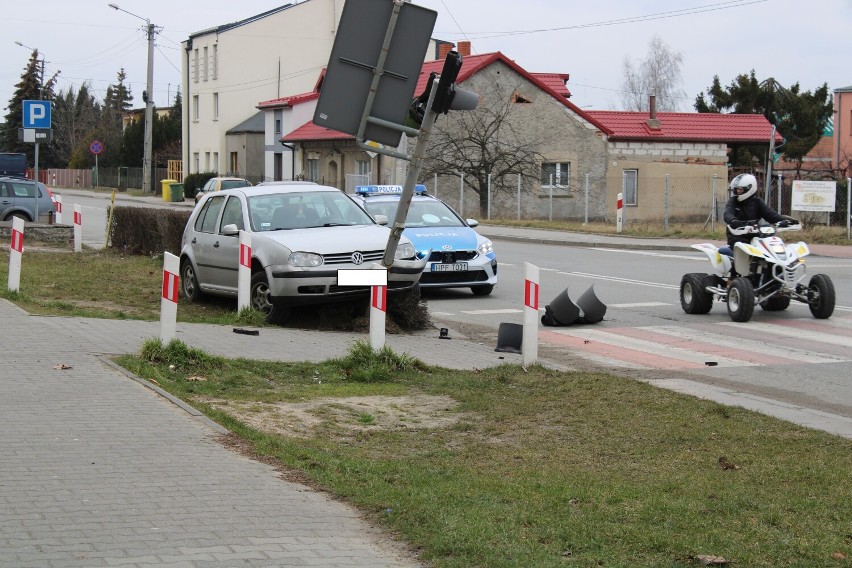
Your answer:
585,110 -> 783,143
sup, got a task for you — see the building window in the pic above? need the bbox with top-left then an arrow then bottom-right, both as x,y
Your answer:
192,95 -> 199,121
512,92 -> 532,104
213,152 -> 218,172
212,44 -> 218,80
193,49 -> 199,83
193,152 -> 200,173
203,46 -> 208,81
623,169 -> 638,206
307,159 -> 319,182
205,152 -> 210,171
275,119 -> 281,134
541,162 -> 570,189
356,160 -> 370,176
230,152 -> 239,174
213,93 -> 219,120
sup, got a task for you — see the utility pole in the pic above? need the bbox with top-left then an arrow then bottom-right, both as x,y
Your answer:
109,3 -> 158,193
143,21 -> 154,194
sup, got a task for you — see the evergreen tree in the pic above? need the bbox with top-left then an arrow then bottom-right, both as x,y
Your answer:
695,72 -> 832,172
1,49 -> 60,164
99,69 -> 134,167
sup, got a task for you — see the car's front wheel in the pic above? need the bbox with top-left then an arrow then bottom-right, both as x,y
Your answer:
250,271 -> 290,324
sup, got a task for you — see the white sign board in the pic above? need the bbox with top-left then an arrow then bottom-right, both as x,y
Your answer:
791,180 -> 836,212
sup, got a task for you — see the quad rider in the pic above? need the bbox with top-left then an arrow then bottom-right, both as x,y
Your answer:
719,174 -> 793,277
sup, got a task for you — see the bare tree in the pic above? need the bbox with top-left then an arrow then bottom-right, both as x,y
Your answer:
421,81 -> 543,215
620,35 -> 686,111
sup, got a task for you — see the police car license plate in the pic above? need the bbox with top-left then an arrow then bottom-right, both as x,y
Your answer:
432,262 -> 468,272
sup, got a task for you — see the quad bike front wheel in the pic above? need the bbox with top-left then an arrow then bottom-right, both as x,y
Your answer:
680,273 -> 713,314
727,277 -> 755,322
808,274 -> 835,319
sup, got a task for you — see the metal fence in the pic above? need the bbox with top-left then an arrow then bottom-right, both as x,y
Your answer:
415,172 -> 851,232
41,166 -> 851,234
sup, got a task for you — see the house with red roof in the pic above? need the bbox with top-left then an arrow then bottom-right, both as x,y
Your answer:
264,46 -> 780,222
273,49 -> 615,220
586,103 -> 781,221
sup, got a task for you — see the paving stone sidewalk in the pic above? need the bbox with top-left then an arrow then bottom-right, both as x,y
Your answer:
5,299 -> 520,567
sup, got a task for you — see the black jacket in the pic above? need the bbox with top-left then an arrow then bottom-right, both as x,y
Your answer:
723,195 -> 784,246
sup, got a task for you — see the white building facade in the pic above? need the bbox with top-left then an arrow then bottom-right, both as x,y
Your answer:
180,0 -> 344,180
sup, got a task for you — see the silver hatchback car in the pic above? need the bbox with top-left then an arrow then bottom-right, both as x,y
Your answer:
179,182 -> 427,322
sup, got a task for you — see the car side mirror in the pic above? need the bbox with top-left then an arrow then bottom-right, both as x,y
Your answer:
373,214 -> 389,226
466,218 -> 479,228
222,223 -> 240,236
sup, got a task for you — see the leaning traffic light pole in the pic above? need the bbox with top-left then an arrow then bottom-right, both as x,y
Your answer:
311,0 -> 478,269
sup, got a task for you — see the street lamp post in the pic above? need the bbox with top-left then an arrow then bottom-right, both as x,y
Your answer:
108,3 -> 157,193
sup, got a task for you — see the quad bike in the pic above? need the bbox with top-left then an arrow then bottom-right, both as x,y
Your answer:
680,220 -> 835,322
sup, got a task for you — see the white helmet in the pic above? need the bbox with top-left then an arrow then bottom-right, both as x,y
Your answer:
730,173 -> 758,202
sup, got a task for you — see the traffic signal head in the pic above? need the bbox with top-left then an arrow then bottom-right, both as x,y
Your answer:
431,51 -> 479,115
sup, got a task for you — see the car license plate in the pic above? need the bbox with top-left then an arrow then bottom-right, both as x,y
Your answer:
432,262 -> 468,272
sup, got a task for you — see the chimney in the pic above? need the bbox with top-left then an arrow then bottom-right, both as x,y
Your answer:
646,94 -> 661,130
438,42 -> 454,60
457,41 -> 471,56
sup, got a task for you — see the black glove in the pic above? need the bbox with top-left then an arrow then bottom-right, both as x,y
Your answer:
777,219 -> 790,228
728,219 -> 746,229
787,218 -> 799,225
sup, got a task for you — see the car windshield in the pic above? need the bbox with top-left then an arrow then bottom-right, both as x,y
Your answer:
364,199 -> 465,228
221,180 -> 250,190
249,191 -> 376,231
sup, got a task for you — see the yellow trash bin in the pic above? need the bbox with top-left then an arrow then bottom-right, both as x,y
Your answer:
161,179 -> 177,201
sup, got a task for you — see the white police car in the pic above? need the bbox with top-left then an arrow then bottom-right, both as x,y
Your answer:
353,185 -> 497,295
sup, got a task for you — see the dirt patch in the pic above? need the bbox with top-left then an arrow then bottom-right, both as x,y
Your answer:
200,393 -> 464,439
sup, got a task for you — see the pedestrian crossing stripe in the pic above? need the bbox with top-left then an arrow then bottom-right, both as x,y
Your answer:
540,316 -> 852,370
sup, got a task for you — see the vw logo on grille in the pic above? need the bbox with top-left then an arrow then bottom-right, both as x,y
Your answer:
351,251 -> 364,265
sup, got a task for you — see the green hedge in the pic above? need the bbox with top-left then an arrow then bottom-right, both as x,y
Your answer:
108,206 -> 191,255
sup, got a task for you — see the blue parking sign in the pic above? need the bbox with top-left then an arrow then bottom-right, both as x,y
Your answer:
22,100 -> 51,129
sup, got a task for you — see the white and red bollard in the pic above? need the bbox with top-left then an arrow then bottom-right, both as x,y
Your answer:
522,262 -> 539,367
237,230 -> 252,311
616,192 -> 623,233
370,284 -> 387,350
54,195 -> 62,224
160,252 -> 180,343
8,217 -> 25,292
73,204 -> 82,252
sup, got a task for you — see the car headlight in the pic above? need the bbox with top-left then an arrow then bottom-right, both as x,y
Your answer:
478,239 -> 494,255
288,252 -> 323,267
395,242 -> 415,259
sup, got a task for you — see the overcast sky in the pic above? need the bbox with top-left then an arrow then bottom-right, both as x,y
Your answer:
2,0 -> 849,116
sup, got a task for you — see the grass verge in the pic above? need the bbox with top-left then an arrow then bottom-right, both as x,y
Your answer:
116,339 -> 852,568
0,249 -> 428,330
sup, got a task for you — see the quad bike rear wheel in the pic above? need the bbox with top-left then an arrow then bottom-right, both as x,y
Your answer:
727,277 -> 755,322
680,273 -> 713,314
808,274 -> 835,319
